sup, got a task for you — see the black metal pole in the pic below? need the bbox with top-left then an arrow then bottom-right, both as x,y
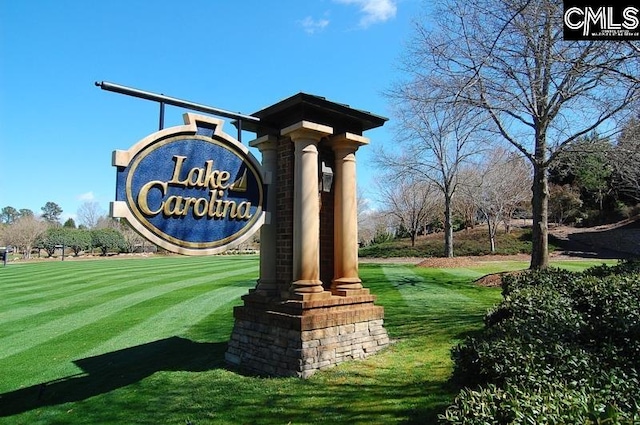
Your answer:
95,81 -> 259,125
159,101 -> 165,131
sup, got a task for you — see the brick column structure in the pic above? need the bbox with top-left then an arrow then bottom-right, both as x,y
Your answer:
249,135 -> 278,296
226,93 -> 390,378
330,133 -> 369,296
282,121 -> 333,300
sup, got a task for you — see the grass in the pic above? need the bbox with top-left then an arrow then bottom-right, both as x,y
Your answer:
0,255 -> 613,424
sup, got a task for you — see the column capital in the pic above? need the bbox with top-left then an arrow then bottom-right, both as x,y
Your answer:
281,121 -> 333,142
249,134 -> 278,152
329,132 -> 369,153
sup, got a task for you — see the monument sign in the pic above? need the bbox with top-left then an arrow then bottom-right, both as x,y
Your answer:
101,83 -> 389,378
111,113 -> 264,255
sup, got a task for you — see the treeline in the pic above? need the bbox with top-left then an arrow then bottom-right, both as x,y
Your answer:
549,123 -> 640,226
0,201 -> 149,259
361,119 -> 640,257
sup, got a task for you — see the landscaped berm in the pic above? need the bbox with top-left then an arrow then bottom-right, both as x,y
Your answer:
1,245 -> 637,423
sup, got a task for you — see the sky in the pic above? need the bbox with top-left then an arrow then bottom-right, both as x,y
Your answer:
0,0 -> 425,223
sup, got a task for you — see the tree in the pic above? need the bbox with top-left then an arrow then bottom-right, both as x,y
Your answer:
462,149 -> 532,253
38,227 -> 68,257
401,0 -> 640,268
377,177 -> 440,247
612,117 -> 640,202
0,206 -> 19,224
550,133 -> 614,211
453,185 -> 478,232
2,215 -> 48,259
41,201 -> 63,224
19,209 -> 34,218
118,220 -> 145,253
63,218 -> 77,229
77,201 -> 105,229
378,89 -> 486,257
548,184 -> 583,224
66,229 -> 92,256
91,228 -> 125,256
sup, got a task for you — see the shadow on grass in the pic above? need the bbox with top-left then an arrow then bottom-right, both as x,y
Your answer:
0,336 -> 226,417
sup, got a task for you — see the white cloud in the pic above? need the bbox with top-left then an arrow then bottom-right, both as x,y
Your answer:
77,191 -> 95,201
299,16 -> 330,34
335,0 -> 397,28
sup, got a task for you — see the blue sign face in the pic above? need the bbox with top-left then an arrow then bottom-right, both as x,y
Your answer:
112,114 -> 264,255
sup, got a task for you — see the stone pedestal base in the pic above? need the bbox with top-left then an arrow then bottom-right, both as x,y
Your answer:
225,292 -> 390,378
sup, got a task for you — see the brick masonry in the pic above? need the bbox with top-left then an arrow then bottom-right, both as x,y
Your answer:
226,99 -> 389,377
225,293 -> 390,378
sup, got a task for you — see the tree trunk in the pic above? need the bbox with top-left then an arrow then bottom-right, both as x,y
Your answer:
444,194 -> 454,257
487,218 -> 496,254
530,163 -> 549,269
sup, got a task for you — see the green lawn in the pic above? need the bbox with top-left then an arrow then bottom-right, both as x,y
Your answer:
0,256 -> 612,424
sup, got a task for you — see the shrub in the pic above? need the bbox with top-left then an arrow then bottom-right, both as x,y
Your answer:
444,263 -> 640,424
440,381 -> 639,425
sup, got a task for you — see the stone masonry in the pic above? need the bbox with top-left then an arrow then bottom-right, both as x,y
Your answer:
225,93 -> 389,377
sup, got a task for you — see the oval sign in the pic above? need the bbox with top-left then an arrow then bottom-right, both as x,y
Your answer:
111,113 -> 264,255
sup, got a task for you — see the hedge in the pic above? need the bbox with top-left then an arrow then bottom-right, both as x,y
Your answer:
441,260 -> 640,424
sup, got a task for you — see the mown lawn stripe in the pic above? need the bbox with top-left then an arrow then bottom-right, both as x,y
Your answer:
79,282 -> 253,359
0,257 -> 256,299
380,265 -> 473,308
0,264 -> 258,362
1,278 -> 255,393
0,259 -> 255,325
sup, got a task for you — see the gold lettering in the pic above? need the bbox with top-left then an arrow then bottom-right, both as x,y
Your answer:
163,195 -> 185,216
193,198 -> 207,217
232,201 -> 252,220
168,155 -> 188,185
136,156 -> 254,221
186,166 -> 204,187
138,180 -> 166,216
182,197 -> 196,216
202,160 -> 231,190
214,190 -> 225,218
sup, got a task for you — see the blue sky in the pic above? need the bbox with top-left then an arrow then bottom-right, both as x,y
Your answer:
0,0 -> 423,223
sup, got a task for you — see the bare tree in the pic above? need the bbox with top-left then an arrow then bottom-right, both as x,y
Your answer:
377,90 -> 486,257
358,209 -> 394,247
463,149 -> 532,253
118,220 -> 145,253
77,201 -> 105,229
376,176 -> 441,247
453,184 -> 478,232
2,216 -> 48,259
400,0 -> 640,268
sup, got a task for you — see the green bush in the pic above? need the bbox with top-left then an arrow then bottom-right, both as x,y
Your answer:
440,381 -> 639,425
444,261 -> 640,424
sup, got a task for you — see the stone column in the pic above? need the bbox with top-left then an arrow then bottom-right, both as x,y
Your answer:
249,135 -> 278,296
282,121 -> 333,299
330,133 -> 369,296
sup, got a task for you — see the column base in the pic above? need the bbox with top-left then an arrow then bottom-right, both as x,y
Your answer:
253,278 -> 279,297
291,279 -> 325,294
226,294 -> 390,378
331,277 -> 367,296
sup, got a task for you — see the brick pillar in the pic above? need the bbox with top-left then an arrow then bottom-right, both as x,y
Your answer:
249,135 -> 278,296
330,133 -> 369,296
281,121 -> 333,300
